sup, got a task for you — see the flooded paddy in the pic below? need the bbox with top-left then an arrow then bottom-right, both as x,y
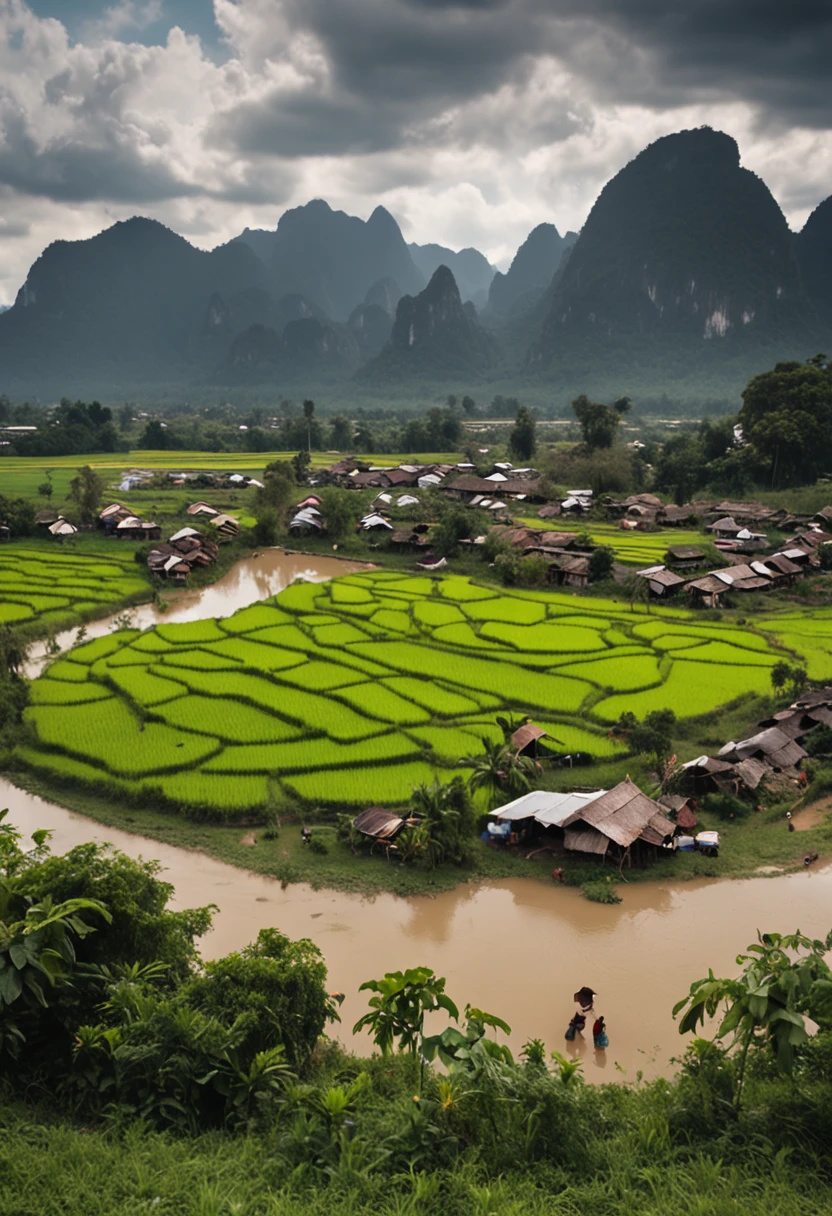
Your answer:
5,777 -> 831,1083
24,548 -> 372,677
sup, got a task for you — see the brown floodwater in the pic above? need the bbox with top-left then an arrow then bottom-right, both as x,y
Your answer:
5,777 -> 831,1083
24,548 -> 373,677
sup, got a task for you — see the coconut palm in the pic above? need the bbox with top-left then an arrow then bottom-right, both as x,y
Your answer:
458,739 -> 537,807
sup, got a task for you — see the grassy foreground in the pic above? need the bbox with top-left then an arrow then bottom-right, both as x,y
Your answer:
2,1052 -> 831,1216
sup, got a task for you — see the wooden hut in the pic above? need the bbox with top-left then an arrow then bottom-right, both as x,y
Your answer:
559,779 -> 675,866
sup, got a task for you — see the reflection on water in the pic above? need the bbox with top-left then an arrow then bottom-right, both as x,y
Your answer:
24,548 -> 373,676
5,776 -> 831,1084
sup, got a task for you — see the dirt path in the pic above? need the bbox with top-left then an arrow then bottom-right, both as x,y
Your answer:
791,797 -> 832,832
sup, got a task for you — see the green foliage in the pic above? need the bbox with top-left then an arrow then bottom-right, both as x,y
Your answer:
508,405 -> 536,461
571,393 -> 629,450
588,544 -> 615,582
183,928 -> 330,1068
353,966 -> 459,1059
739,358 -> 832,486
673,930 -> 832,1104
581,880 -> 622,904
68,465 -> 106,524
629,708 -> 677,771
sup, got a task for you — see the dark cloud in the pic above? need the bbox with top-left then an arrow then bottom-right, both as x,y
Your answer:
214,0 -> 832,165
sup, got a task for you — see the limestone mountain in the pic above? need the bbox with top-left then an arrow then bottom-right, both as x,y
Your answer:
409,243 -> 495,309
0,217 -> 268,397
358,265 -> 498,382
528,128 -> 821,392
797,196 -> 832,328
236,200 -> 424,321
486,223 -> 575,321
364,277 -> 404,316
217,316 -> 360,385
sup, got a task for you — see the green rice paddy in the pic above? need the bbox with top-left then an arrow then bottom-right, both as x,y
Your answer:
0,544 -> 148,634
19,572 -> 830,819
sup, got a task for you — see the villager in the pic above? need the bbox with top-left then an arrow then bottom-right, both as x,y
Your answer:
552,867 -> 565,883
301,827 -> 313,846
804,851 -> 819,867
574,986 -> 596,1011
565,1012 -> 586,1041
593,1016 -> 609,1049
787,811 -> 795,832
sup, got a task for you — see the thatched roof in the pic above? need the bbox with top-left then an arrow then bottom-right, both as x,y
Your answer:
511,723 -> 547,751
564,825 -> 610,855
561,778 -> 674,849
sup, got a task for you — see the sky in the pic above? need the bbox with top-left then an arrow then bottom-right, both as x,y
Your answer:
0,0 -> 831,304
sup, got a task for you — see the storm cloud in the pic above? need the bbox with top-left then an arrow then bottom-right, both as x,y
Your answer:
0,0 -> 830,303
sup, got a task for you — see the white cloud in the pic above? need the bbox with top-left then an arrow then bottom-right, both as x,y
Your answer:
84,1 -> 164,41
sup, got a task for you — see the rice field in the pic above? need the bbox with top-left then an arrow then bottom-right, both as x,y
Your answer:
19,571 -> 829,819
0,544 -> 149,633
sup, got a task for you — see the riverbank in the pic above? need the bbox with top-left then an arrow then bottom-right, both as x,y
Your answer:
5,764 -> 830,899
5,773 -> 832,1083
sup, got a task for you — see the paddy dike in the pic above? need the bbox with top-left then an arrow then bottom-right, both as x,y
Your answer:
4,775 -> 831,1083
24,548 -> 374,678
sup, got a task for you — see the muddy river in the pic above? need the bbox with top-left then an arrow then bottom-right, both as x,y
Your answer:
5,778 -> 831,1081
24,548 -> 372,677
11,547 -> 832,1080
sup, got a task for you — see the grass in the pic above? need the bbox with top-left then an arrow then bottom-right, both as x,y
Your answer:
16,568 -> 832,827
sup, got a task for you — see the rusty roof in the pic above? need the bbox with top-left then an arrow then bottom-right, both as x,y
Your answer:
353,807 -> 407,840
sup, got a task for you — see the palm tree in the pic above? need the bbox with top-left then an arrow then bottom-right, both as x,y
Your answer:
458,739 -> 537,808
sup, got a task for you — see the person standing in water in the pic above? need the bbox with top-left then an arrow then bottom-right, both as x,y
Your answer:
593,1015 -> 609,1049
565,1011 -> 586,1041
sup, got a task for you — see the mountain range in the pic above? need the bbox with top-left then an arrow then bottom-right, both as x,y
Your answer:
1,127 -> 830,405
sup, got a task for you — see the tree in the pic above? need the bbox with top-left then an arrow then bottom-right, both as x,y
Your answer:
462,395 -> 476,416
318,486 -> 358,541
738,358 -> 832,487
771,661 -> 808,700
409,778 -> 477,868
432,507 -> 471,558
37,480 -> 53,500
621,571 -> 650,613
588,546 -> 614,583
139,419 -> 168,449
354,424 -> 375,453
509,405 -> 536,461
68,465 -> 105,523
459,738 -> 538,807
258,461 -> 296,511
630,709 -> 676,772
292,449 -> 311,481
302,399 -> 316,452
571,394 -> 627,450
329,415 -> 353,450
0,494 -> 35,537
118,405 -> 133,432
673,930 -> 832,1108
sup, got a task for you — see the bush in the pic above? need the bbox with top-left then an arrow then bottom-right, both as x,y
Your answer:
582,880 -> 622,904
308,835 -> 328,855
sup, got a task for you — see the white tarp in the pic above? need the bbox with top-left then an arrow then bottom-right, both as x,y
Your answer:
494,789 -> 607,827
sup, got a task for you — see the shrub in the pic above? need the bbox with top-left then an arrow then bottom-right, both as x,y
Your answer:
582,881 -> 622,904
